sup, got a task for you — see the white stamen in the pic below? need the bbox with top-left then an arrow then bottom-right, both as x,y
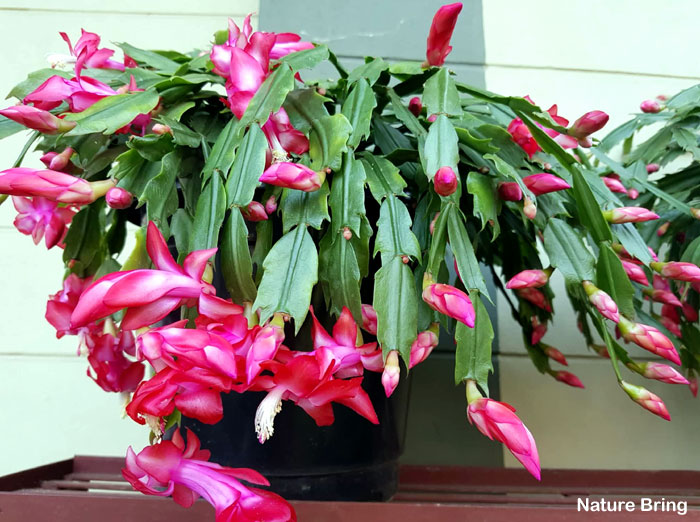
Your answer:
254,389 -> 284,444
46,53 -> 76,69
271,149 -> 289,164
144,414 -> 163,442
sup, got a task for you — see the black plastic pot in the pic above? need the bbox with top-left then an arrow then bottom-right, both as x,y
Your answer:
182,362 -> 410,501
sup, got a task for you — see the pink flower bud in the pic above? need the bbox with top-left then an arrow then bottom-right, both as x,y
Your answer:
568,110 -> 609,139
260,162 -> 323,192
523,196 -> 537,219
542,344 -> 568,366
265,195 -> 277,214
466,391 -> 541,480
590,344 -> 610,359
240,201 -> 268,222
646,163 -> 660,174
40,152 -> 58,168
151,123 -> 172,135
427,114 -> 437,123
517,287 -> 552,312
497,181 -> 523,202
381,350 -> 400,397
47,147 -> 74,172
628,188 -> 639,200
601,176 -> 628,194
522,173 -> 570,196
531,317 -> 547,345
506,269 -> 550,289
429,211 -> 440,235
620,260 -> 649,286
408,97 -> 422,117
603,206 -> 659,224
618,317 -> 680,365
656,222 -> 670,237
0,167 -> 112,204
342,227 -> 352,240
424,2 -> 463,67
651,261 -> 700,283
422,282 -> 475,327
409,326 -> 439,369
644,288 -> 682,307
361,304 -> 377,335
637,362 -> 689,385
105,187 -> 133,209
661,316 -> 682,337
433,166 -> 458,196
553,370 -> 584,388
620,380 -> 670,421
682,301 -> 699,322
689,375 -> 698,397
640,100 -> 661,113
0,105 -> 76,134
583,281 -> 620,322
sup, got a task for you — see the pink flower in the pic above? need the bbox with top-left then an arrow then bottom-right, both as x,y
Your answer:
640,100 -> 661,113
70,222 -> 216,330
86,329 -> 144,393
424,2 -> 463,67
408,96 -> 422,117
0,105 -> 76,134
361,304 -> 378,335
601,176 -> 628,194
467,395 -> 540,480
603,207 -> 659,224
620,380 -> 670,421
507,118 -> 540,158
522,173 -> 570,196
259,162 -> 323,192
0,167 -> 112,204
517,288 -> 552,312
409,326 -> 439,369
105,187 -> 133,209
638,362 -> 689,385
553,370 -> 584,388
122,429 -> 296,522
381,350 -> 401,397
422,283 -> 475,327
310,306 -> 377,377
45,274 -> 93,338
12,196 -> 75,249
262,108 -> 309,157
651,261 -> 700,283
195,294 -> 247,343
126,367 -> 230,425
506,269 -> 550,289
60,29 -> 126,75
241,201 -> 268,221
621,259 -> 649,286
433,166 -> 458,196
568,110 -> 609,139
618,317 -> 680,365
253,354 -> 378,443
582,281 -> 620,323
542,344 -> 568,366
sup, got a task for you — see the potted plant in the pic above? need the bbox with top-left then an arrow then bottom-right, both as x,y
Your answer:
1,3 -> 698,520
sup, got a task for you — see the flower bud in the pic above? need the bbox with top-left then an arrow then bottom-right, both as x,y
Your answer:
497,181 -> 523,202
620,380 -> 670,421
361,304 -> 377,335
409,324 -> 439,369
260,162 -> 323,192
152,123 -> 172,135
634,362 -> 689,385
408,97 -> 422,117
643,288 -> 682,307
602,206 -> 659,224
265,195 -> 277,214
602,176 -> 627,194
422,278 -> 475,327
640,99 -> 661,113
531,317 -> 547,345
381,350 -> 400,397
105,187 -> 134,209
618,316 -> 680,364
646,163 -> 660,174
523,196 -> 537,219
429,211 -> 440,235
650,261 -> 700,283
48,147 -> 75,172
582,280 -> 620,322
689,374 -> 698,398
620,259 -> 649,286
682,301 -> 699,322
523,173 -> 570,196
517,287 -> 552,312
506,268 -> 550,289
241,201 -> 268,222
553,370 -> 584,388
433,166 -> 458,196
569,110 -> 609,139
542,344 -> 568,366
0,105 -> 76,134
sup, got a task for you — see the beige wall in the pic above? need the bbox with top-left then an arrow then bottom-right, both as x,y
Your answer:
0,1 -> 258,476
483,1 -> 700,470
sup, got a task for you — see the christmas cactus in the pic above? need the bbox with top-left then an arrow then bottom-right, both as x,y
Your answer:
1,2 -> 699,520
